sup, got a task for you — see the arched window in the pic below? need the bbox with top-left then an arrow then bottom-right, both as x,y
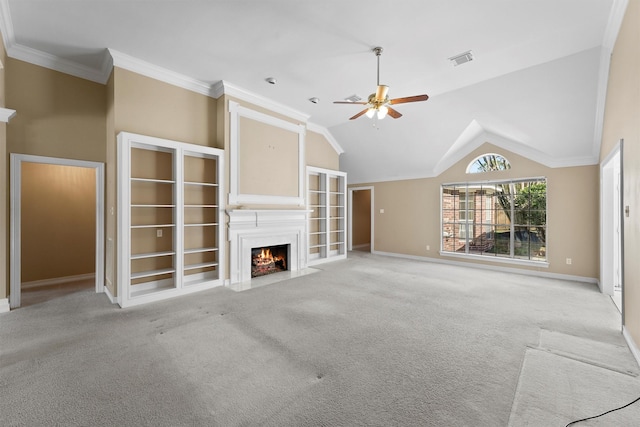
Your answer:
467,153 -> 511,173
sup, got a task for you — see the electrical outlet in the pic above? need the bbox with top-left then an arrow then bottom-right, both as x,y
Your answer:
157,229 -> 163,238
566,258 -> 572,265
379,208 -> 385,214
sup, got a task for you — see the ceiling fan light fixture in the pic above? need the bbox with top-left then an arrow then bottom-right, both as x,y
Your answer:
377,105 -> 389,119
365,108 -> 376,119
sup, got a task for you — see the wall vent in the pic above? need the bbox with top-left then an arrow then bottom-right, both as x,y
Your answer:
344,94 -> 362,102
449,50 -> 474,66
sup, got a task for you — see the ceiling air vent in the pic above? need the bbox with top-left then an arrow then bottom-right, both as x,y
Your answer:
449,50 -> 474,67
344,94 -> 362,102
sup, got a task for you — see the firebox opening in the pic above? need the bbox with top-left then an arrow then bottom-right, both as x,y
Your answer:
251,244 -> 289,278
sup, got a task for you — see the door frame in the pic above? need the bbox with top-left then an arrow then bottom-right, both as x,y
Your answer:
348,186 -> 374,252
600,141 -> 623,317
10,154 -> 105,308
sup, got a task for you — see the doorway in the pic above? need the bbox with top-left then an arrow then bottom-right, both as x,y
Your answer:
10,154 -> 105,309
600,145 -> 622,312
348,187 -> 374,252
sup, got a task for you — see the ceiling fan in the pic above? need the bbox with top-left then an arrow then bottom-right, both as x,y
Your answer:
334,47 -> 429,120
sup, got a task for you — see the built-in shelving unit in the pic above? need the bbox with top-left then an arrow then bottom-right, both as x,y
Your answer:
118,132 -> 224,307
307,166 -> 347,265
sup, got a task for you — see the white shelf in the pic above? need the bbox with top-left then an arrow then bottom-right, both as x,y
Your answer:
184,247 -> 219,254
118,131 -> 225,308
184,262 -> 219,271
131,251 -> 175,260
307,167 -> 347,265
131,177 -> 175,184
131,268 -> 175,280
184,181 -> 219,187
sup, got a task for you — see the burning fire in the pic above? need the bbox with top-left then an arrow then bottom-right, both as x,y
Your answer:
253,248 -> 286,269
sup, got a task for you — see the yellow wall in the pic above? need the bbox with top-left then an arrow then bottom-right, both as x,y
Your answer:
21,163 -> 96,282
600,1 -> 640,351
352,143 -> 599,279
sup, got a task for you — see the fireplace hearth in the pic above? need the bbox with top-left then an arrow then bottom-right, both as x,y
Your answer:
251,244 -> 289,278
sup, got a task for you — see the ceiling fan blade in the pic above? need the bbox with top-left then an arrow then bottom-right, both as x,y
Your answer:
333,101 -> 368,105
375,85 -> 389,101
386,107 -> 403,119
349,109 -> 369,120
389,94 -> 429,105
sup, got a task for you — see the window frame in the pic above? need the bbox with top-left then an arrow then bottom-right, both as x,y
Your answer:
440,177 -> 548,267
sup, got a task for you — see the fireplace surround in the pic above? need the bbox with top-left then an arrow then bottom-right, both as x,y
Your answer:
227,210 -> 310,284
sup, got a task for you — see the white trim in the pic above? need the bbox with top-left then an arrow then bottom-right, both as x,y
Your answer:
21,273 -> 95,289
103,285 -> 116,304
228,100 -> 306,206
108,49 -> 212,97
623,326 -> 640,368
438,251 -> 549,268
306,122 -> 344,155
600,143 -> 621,295
10,154 -> 105,309
372,250 -> 597,284
214,80 -> 310,123
0,108 -> 16,122
0,298 -> 9,313
348,186 -> 374,252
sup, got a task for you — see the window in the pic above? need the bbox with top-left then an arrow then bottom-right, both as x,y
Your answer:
441,178 -> 546,262
467,153 -> 511,173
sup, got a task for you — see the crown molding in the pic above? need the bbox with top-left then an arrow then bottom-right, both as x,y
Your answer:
0,107 -> 16,122
215,80 -> 310,123
306,122 -> 344,155
603,0 -> 629,51
108,49 -> 212,96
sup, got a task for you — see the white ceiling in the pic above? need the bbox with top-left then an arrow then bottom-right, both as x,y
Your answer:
0,0 -> 625,183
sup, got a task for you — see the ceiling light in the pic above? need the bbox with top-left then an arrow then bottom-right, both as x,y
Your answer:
449,50 -> 474,66
377,105 -> 388,119
265,77 -> 277,84
309,97 -> 319,104
365,108 -> 376,119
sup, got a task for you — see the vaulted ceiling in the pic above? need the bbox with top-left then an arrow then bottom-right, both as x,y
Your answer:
0,0 -> 626,183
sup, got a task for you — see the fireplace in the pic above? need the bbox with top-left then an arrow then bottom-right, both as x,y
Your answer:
251,244 -> 289,278
227,209 -> 310,284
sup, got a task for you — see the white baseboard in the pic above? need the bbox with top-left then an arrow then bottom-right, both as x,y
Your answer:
0,298 -> 10,313
371,250 -> 598,285
352,243 -> 370,249
21,273 -> 96,289
623,326 -> 640,368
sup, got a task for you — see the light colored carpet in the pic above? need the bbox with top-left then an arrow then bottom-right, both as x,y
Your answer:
1,251 -> 638,426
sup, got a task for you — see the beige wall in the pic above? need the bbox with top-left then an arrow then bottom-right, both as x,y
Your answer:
6,59 -> 106,162
113,68 -> 219,148
352,142 -> 599,279
306,130 -> 339,170
21,163 -> 96,282
600,1 -> 640,350
352,189 -> 371,246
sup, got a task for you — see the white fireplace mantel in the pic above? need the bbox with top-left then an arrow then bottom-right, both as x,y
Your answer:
227,209 -> 311,284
